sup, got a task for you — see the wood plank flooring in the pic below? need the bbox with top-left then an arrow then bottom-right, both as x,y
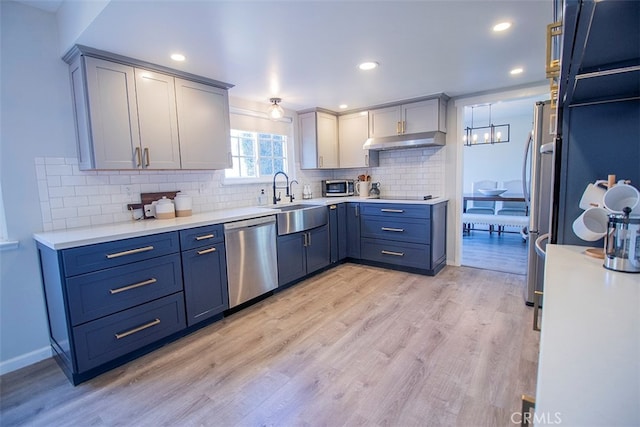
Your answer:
0,263 -> 539,426
462,230 -> 528,275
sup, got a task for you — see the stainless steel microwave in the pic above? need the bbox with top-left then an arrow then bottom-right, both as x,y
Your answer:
322,180 -> 355,197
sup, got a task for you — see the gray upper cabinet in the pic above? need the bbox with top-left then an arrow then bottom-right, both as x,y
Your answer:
175,78 -> 231,170
299,111 -> 339,169
134,69 -> 181,169
338,112 -> 379,168
74,57 -> 141,170
369,98 -> 446,138
64,45 -> 233,171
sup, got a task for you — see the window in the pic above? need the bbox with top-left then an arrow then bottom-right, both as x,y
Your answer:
225,130 -> 288,179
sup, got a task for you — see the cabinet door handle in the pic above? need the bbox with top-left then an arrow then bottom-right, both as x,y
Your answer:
533,291 -> 543,331
381,227 -> 404,232
115,318 -> 161,340
329,205 -> 337,210
106,245 -> 154,259
109,278 -> 157,295
144,147 -> 150,167
402,120 -> 406,134
307,232 -> 312,246
381,208 -> 404,213
195,234 -> 215,241
381,250 -> 404,257
396,121 -> 401,135
355,205 -> 359,217
303,232 -> 308,247
365,154 -> 369,167
134,147 -> 142,167
319,156 -> 323,168
197,247 -> 216,255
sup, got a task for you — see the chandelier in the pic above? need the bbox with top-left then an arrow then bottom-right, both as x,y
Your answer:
463,104 -> 510,146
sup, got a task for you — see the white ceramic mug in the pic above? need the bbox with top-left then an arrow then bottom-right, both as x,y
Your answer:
572,207 -> 609,241
578,179 -> 607,210
603,183 -> 640,214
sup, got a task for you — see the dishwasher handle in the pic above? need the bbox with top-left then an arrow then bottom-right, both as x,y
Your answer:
224,215 -> 276,231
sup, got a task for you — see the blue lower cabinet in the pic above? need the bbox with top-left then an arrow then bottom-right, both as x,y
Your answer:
73,293 -> 186,372
66,254 -> 183,326
328,204 -> 348,263
277,224 -> 330,286
361,238 -> 430,269
346,203 -> 361,259
181,242 -> 228,326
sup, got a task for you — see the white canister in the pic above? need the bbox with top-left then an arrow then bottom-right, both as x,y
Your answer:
174,194 -> 192,217
155,197 -> 175,219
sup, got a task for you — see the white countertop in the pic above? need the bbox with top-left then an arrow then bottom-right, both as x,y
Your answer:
536,244 -> 640,426
33,197 -> 448,250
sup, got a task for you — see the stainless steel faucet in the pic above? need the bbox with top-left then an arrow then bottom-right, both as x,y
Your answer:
289,180 -> 299,203
272,171 -> 289,204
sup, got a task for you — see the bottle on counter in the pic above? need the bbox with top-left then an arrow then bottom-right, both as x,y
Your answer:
257,189 -> 267,206
303,184 -> 312,199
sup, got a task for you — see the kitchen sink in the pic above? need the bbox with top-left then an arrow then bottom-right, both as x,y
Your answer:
272,204 -> 327,235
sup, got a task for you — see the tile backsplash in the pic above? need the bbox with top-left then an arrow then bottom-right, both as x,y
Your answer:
35,146 -> 444,231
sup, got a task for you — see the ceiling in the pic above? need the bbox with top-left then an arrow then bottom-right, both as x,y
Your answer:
17,0 -> 552,113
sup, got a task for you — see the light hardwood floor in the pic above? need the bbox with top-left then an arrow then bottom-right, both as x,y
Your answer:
0,263 -> 539,426
462,230 -> 528,275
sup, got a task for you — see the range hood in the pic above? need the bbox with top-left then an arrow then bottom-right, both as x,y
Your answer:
362,131 -> 446,151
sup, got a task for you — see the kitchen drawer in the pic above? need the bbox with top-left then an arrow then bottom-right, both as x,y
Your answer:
72,293 -> 186,372
62,232 -> 180,277
179,224 -> 224,251
360,203 -> 430,219
361,237 -> 430,269
361,217 -> 429,244
66,253 -> 183,326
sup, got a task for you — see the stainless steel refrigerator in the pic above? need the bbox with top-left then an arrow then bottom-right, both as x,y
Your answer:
523,100 -> 556,305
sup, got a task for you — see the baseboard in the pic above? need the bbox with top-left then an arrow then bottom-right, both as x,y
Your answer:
0,346 -> 52,375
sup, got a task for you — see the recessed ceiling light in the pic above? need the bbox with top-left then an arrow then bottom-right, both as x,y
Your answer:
170,53 -> 186,62
493,22 -> 512,32
510,67 -> 524,75
339,104 -> 348,109
358,61 -> 379,71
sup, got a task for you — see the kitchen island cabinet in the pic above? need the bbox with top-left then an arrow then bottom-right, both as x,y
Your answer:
64,45 -> 233,171
179,224 -> 229,326
277,225 -> 330,286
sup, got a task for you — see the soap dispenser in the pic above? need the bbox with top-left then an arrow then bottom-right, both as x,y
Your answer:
257,189 -> 267,206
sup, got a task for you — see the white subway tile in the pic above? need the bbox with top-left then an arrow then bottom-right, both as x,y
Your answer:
130,174 -> 150,184
43,222 -> 53,232
52,219 -> 67,230
47,176 -> 61,187
60,175 -> 87,186
63,196 -> 89,207
77,205 -> 102,216
49,198 -> 64,209
88,195 -> 111,205
38,180 -> 49,201
35,165 -> 47,180
101,204 -> 124,214
75,185 -> 102,196
90,214 -> 114,225
140,184 -> 160,193
51,207 -> 77,220
40,202 -> 51,222
45,164 -> 73,176
66,217 -> 91,229
34,157 -> 45,165
45,157 -> 66,165
109,175 -> 131,185
86,175 -> 109,185
48,186 -> 75,198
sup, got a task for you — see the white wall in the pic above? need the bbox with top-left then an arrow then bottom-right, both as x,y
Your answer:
462,112 -> 533,193
0,2 -> 446,373
0,1 -> 78,373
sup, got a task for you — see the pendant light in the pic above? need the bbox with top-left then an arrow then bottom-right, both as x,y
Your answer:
268,98 -> 284,120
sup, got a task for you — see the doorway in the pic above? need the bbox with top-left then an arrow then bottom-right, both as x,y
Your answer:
460,96 -> 540,275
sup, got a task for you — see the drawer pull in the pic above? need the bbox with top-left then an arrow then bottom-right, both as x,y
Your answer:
381,250 -> 404,257
197,247 -> 217,255
329,205 -> 337,210
115,318 -> 161,340
381,227 -> 404,232
381,209 -> 404,213
195,234 -> 215,241
109,278 -> 157,295
106,246 -> 154,259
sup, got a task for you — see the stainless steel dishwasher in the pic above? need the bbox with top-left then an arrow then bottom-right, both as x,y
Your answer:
224,215 -> 278,308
